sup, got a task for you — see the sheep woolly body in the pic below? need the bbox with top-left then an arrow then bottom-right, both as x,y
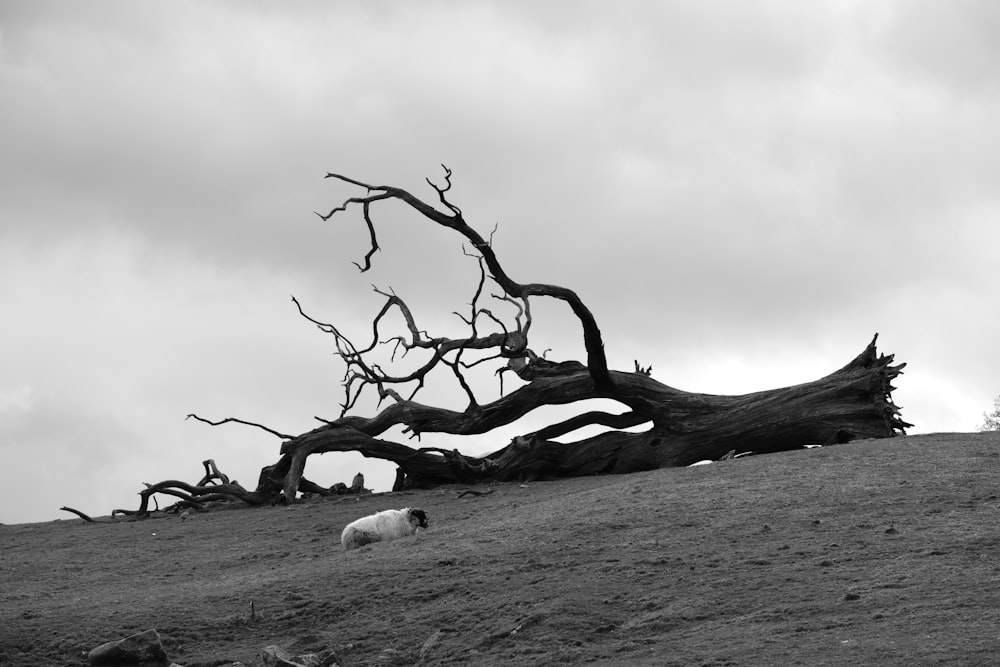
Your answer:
341,507 -> 429,550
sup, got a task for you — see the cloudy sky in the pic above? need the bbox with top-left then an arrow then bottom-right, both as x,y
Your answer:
2,1 -> 998,524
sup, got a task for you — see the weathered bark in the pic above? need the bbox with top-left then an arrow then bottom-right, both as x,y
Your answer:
269,333 -> 907,492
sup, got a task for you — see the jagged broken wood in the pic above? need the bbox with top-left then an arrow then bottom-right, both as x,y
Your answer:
103,167 -> 910,516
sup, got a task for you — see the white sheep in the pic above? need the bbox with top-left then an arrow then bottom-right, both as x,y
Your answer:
341,507 -> 429,550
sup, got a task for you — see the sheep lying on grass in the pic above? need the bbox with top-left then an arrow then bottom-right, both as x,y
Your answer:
341,507 -> 429,550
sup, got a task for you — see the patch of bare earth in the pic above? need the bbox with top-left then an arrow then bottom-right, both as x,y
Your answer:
2,432 -> 999,666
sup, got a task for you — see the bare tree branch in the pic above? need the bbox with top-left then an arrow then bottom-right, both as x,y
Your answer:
317,166 -> 612,389
185,414 -> 293,440
60,506 -> 100,522
293,254 -> 527,416
532,410 -> 651,442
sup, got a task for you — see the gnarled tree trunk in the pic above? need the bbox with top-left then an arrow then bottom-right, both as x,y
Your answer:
270,332 -> 905,493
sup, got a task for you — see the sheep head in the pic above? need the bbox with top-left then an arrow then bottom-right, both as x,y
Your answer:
407,508 -> 429,529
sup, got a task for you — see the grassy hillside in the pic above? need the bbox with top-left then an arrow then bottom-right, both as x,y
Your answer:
2,432 -> 999,666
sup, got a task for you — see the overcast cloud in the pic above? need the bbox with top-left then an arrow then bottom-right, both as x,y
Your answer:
2,1 -> 998,524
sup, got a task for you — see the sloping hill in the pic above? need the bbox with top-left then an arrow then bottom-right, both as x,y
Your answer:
2,432 -> 999,666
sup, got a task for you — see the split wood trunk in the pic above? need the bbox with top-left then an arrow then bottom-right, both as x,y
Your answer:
272,335 -> 907,494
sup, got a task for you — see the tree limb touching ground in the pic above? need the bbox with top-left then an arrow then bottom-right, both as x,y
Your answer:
104,167 -> 910,516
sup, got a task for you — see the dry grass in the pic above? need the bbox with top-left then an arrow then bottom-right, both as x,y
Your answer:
2,432 -> 999,666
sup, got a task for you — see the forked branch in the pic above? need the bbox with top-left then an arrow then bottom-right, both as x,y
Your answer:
316,166 -> 612,389
291,254 -> 532,415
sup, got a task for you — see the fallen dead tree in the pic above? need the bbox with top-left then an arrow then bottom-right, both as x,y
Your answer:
97,167 -> 909,517
109,459 -> 369,517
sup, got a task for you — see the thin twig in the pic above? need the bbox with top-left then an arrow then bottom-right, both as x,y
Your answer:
185,414 -> 293,440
